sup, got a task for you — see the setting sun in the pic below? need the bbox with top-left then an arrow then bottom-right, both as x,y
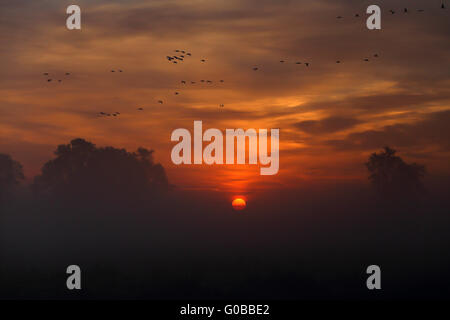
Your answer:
232,198 -> 246,210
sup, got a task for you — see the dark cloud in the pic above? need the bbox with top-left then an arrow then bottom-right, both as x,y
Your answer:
325,110 -> 450,151
293,116 -> 361,134
296,92 -> 450,115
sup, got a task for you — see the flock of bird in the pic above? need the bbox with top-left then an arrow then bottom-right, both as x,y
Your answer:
166,49 -> 194,64
40,3 -> 447,119
42,72 -> 71,83
336,3 -> 446,19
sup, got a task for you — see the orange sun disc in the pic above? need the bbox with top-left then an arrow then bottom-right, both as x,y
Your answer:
232,198 -> 246,210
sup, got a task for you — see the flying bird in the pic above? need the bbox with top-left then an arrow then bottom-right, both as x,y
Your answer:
200,59 -> 206,62
43,73 -> 49,75
220,80 -> 224,82
355,14 -> 360,17
404,8 -> 408,13
253,67 -> 259,71
374,53 -> 379,58
181,80 -> 186,84
364,58 -> 369,61
336,60 -> 341,63
186,53 -> 192,56
158,100 -> 163,104
47,79 -> 52,82
174,92 -> 179,95
295,62 -> 301,64
304,62 -> 310,67
137,107 -> 143,110
336,16 -> 343,19
280,60 -> 285,63
65,72 -> 70,75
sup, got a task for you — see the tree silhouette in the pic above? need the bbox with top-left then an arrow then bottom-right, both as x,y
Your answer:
0,153 -> 24,201
365,146 -> 425,200
32,138 -> 169,203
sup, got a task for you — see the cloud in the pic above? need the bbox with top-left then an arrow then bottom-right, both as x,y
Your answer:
293,116 -> 361,134
325,110 -> 450,151
1,0 -> 450,185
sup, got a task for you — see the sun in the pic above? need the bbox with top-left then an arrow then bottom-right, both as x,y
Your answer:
232,197 -> 246,210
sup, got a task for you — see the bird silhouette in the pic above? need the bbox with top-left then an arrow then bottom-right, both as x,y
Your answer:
65,72 -> 70,76
295,62 -> 301,64
304,62 -> 310,67
336,16 -> 343,19
200,59 -> 206,62
158,100 -> 163,104
219,104 -> 224,108
355,14 -> 360,17
364,58 -> 369,61
280,60 -> 285,63
47,79 -> 52,82
336,60 -> 341,63
186,53 -> 192,56
220,80 -> 224,82
181,80 -> 186,84
404,8 -> 408,13
253,67 -> 259,71
174,92 -> 179,95
137,107 -> 143,110
374,53 -> 379,58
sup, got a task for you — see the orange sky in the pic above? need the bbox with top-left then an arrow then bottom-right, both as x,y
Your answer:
1,0 -> 449,195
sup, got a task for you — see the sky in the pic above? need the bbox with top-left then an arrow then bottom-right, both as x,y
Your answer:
0,0 -> 449,196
